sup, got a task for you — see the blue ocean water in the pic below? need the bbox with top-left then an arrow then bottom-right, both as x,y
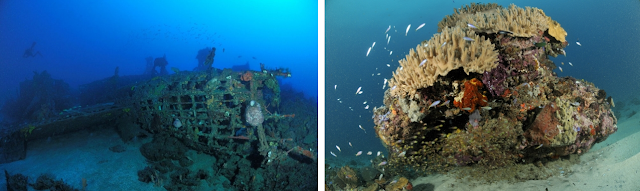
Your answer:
0,1 -> 318,190
326,0 -> 640,164
0,0 -> 318,100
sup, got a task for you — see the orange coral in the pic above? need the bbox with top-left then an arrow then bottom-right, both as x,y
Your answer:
453,78 -> 488,113
241,71 -> 253,81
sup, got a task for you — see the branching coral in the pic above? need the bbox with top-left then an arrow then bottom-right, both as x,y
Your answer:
453,78 -> 488,113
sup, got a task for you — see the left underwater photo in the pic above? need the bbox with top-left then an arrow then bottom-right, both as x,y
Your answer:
0,1 -> 318,190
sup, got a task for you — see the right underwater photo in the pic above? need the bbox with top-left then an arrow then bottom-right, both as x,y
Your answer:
325,0 -> 640,190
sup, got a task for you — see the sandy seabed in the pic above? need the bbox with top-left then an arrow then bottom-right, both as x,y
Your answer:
409,112 -> 640,191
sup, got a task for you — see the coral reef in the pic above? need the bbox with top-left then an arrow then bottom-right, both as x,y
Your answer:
387,26 -> 499,98
371,3 -> 616,180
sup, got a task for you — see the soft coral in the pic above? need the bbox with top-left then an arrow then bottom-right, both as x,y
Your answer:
454,78 -> 488,113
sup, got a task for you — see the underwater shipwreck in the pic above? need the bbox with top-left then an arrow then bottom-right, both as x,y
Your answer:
0,49 -> 317,190
327,3 -> 617,190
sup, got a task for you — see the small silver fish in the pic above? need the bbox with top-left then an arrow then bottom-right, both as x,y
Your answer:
378,161 -> 388,166
334,85 -> 337,90
359,125 -> 367,133
372,42 -> 376,49
441,42 -> 447,47
365,105 -> 369,109
559,67 -> 563,72
349,142 -> 352,147
363,101 -> 367,104
498,30 -> 513,35
377,151 -> 381,156
391,86 -> 397,90
386,64 -> 390,67
419,59 -> 427,66
330,151 -> 337,157
356,151 -> 363,156
576,41 -> 582,46
429,100 -> 441,108
389,51 -> 392,55
535,144 -> 543,149
405,24 -> 411,36
383,78 -> 388,89
463,37 -> 474,41
462,107 -> 472,110
387,36 -> 391,45
366,47 -> 371,57
569,62 -> 573,66
385,25 -> 391,33
571,102 -> 580,106
355,87 -> 362,94
560,49 -> 566,56
481,106 -> 492,110
367,151 -> 372,155
358,91 -> 363,94
442,100 -> 450,107
416,23 -> 425,31
398,151 -> 406,157
467,23 -> 477,29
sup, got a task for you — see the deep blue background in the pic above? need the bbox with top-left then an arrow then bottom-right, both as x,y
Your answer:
0,0 -> 318,104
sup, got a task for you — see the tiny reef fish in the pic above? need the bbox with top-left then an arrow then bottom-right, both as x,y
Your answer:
330,151 -> 337,157
363,101 -> 367,104
559,67 -> 563,72
481,106 -> 492,110
377,151 -> 381,156
366,47 -> 371,57
463,37 -> 474,41
442,100 -> 450,106
462,107 -> 472,110
349,142 -> 352,147
365,105 -> 369,109
576,41 -> 582,46
336,145 -> 341,152
441,42 -> 447,47
429,100 -> 441,108
569,62 -> 573,66
385,25 -> 391,33
498,30 -> 513,35
383,78 -> 388,89
389,51 -> 392,55
359,125 -> 367,133
355,87 -> 362,94
387,36 -> 391,45
467,23 -> 477,29
372,42 -> 376,49
378,161 -> 388,166
398,151 -> 406,157
367,151 -> 373,155
416,23 -> 425,31
356,151 -> 363,156
419,59 -> 428,66
386,64 -> 390,67
405,24 -> 411,36
391,86 -> 397,90
561,62 -> 564,65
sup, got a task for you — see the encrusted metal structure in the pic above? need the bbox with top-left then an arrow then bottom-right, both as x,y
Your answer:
129,67 -> 296,158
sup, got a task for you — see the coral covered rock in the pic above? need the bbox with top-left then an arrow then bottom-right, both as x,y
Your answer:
371,3 -> 616,176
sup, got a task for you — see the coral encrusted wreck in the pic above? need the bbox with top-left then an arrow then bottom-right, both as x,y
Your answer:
373,3 -> 616,174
